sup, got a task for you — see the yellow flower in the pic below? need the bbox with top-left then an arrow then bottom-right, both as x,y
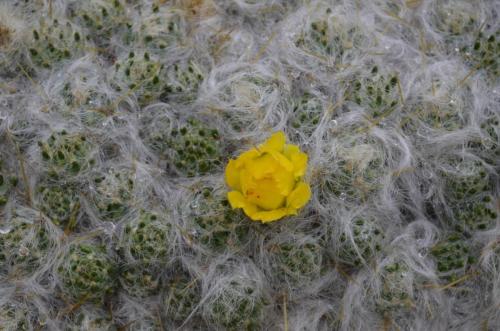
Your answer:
225,131 -> 311,223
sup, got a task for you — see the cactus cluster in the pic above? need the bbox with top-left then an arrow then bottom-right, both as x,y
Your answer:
430,1 -> 477,37
323,141 -> 385,204
347,67 -> 400,118
205,279 -> 266,330
28,18 -> 86,69
163,60 -> 204,101
164,273 -> 201,322
135,5 -> 184,52
0,160 -> 18,207
294,9 -> 365,64
66,309 -> 115,331
463,29 -> 499,78
112,51 -> 168,106
270,241 -> 323,285
0,217 -> 51,276
57,242 -> 116,302
119,211 -> 172,297
337,217 -> 385,268
36,183 -> 79,227
167,118 -> 223,177
68,0 -> 130,46
38,130 -> 95,178
288,93 -> 323,136
376,262 -> 413,312
90,168 -> 135,222
190,188 -> 248,251
430,233 -> 476,282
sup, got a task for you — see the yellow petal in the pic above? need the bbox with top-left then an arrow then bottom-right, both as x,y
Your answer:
284,144 -> 308,178
273,167 -> 296,196
234,148 -> 260,169
227,191 -> 258,217
227,191 -> 246,209
260,131 -> 286,153
268,150 -> 294,173
245,153 -> 278,180
286,182 -> 311,210
248,208 -> 289,223
225,159 -> 241,190
245,178 -> 286,210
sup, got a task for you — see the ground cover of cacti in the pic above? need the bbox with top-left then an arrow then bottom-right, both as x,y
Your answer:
0,0 -> 499,330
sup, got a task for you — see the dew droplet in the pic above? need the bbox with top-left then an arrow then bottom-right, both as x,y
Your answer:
0,227 -> 12,234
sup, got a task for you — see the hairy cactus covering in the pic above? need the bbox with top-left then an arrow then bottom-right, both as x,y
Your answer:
0,0 -> 499,329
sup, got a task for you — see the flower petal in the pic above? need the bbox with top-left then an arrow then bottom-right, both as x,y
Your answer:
245,153 -> 278,180
225,159 -> 241,190
227,191 -> 258,217
234,148 -> 260,169
246,178 -> 286,210
248,208 -> 289,223
284,144 -> 308,178
286,182 -> 312,210
268,150 -> 294,173
260,131 -> 286,153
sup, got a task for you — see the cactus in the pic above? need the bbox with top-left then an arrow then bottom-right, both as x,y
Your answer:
270,241 -> 323,285
120,264 -> 161,298
0,216 -> 51,276
288,93 -> 323,136
463,29 -> 500,78
68,0 -> 130,46
429,1 -> 477,37
58,242 -> 116,302
0,304 -> 30,331
66,308 -> 115,331
323,140 -> 385,204
167,118 -> 223,177
165,273 -> 201,322
122,211 -> 171,265
376,262 -> 414,312
162,59 -> 204,102
28,18 -> 86,69
38,130 -> 95,178
206,279 -> 265,330
36,183 -> 80,227
294,9 -> 366,64
347,67 -> 400,118
90,168 -> 135,222
337,217 -> 385,268
111,51 -> 170,106
135,5 -> 184,53
430,233 -> 476,282
0,160 -> 18,208
189,187 -> 249,251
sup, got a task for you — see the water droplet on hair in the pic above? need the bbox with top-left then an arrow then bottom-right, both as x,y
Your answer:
339,192 -> 347,200
331,119 -> 338,126
0,227 -> 12,234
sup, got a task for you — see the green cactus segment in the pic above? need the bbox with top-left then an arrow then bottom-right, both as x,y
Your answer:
168,119 -> 223,177
92,169 -> 134,221
443,160 -> 496,233
58,243 -> 116,302
0,304 -> 31,331
165,274 -> 201,322
0,161 -> 18,207
112,51 -> 169,106
289,93 -> 323,136
38,131 -> 95,177
37,184 -> 79,227
323,144 -> 385,204
124,212 -> 170,265
207,280 -> 265,331
164,60 -> 204,99
138,7 -> 183,52
272,242 -> 323,285
28,19 -> 85,69
69,0 -> 130,45
376,262 -> 413,312
431,1 -> 477,36
430,234 -> 475,282
0,218 -> 51,275
67,310 -> 115,331
120,264 -> 160,298
191,189 -> 248,251
402,102 -> 465,135
294,10 -> 365,62
337,217 -> 385,267
463,30 -> 499,78
347,68 -> 400,118
478,116 -> 500,163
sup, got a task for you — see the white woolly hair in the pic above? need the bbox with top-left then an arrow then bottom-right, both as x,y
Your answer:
0,0 -> 499,330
